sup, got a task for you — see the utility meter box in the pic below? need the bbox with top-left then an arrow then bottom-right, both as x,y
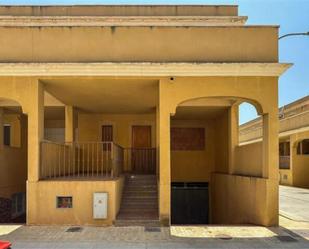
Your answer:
93,192 -> 108,219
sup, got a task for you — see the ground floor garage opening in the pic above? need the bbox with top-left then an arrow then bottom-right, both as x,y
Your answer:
170,98 -> 230,225
0,101 -> 28,224
170,97 -> 266,225
171,182 -> 209,224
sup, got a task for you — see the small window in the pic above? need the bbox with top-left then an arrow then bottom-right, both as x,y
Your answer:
3,124 -> 11,146
57,196 -> 73,208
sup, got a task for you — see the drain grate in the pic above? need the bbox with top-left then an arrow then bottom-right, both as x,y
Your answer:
145,226 -> 161,232
276,235 -> 297,242
66,226 -> 83,232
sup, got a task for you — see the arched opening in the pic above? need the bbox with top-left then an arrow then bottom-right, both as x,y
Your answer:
297,139 -> 309,155
170,97 -> 264,225
0,98 -> 27,224
237,101 -> 264,177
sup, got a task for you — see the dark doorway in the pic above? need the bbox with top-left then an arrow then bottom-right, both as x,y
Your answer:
3,124 -> 11,146
171,182 -> 209,224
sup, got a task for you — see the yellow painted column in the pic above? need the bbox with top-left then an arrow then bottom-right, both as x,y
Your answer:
27,80 -> 44,182
289,134 -> 296,186
158,107 -> 171,225
228,104 -> 239,174
262,110 -> 279,226
158,80 -> 172,226
65,105 -> 75,143
0,108 -> 3,150
262,111 -> 279,180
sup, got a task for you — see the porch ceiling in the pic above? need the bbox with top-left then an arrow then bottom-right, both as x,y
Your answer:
42,78 -> 158,113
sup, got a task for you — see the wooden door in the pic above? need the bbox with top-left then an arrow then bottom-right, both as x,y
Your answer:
102,125 -> 113,150
131,126 -> 155,174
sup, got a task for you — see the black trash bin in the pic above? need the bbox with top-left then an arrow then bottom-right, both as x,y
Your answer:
171,182 -> 209,225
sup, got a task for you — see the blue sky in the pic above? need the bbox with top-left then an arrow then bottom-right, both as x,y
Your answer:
1,0 -> 309,124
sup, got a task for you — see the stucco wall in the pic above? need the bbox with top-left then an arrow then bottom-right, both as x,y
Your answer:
211,173 -> 278,226
27,176 -> 124,225
290,130 -> 309,188
0,5 -> 238,17
0,27 -> 278,63
214,111 -> 229,174
171,119 -> 215,182
279,169 -> 293,186
78,113 -> 156,146
235,142 -> 263,177
3,114 -> 22,147
293,155 -> 309,188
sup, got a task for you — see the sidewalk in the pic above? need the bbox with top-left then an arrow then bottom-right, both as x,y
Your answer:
0,216 -> 308,249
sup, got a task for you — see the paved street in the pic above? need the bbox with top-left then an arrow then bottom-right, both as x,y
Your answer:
0,185 -> 308,248
280,185 -> 309,222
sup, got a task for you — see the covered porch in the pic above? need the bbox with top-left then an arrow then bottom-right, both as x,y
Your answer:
40,78 -> 159,180
0,62 -> 290,226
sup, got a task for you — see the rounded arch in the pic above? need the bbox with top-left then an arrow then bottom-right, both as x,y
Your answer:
0,97 -> 24,114
293,138 -> 309,154
173,96 -> 263,116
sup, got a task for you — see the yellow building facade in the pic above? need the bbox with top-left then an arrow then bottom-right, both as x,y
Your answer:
0,5 -> 291,226
240,96 -> 309,189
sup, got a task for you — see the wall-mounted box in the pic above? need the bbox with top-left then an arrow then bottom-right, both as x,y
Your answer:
93,192 -> 108,219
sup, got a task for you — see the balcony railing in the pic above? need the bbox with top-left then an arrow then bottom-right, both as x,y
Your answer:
124,148 -> 156,174
40,141 -> 124,180
279,156 -> 290,170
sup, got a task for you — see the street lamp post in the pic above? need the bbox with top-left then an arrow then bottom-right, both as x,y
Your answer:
279,32 -> 309,40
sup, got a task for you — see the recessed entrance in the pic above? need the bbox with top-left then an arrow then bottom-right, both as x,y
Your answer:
170,97 -> 264,225
0,101 -> 27,224
170,105 -> 226,225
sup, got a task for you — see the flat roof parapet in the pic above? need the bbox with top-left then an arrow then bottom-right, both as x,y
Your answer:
0,5 -> 238,17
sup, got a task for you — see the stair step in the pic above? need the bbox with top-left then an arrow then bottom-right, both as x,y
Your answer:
123,197 -> 158,202
124,189 -> 157,193
119,207 -> 158,212
121,202 -> 158,207
117,174 -> 159,226
114,219 -> 160,227
123,193 -> 157,198
117,213 -> 158,220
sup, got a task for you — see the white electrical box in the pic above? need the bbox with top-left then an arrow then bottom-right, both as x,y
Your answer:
93,192 -> 108,219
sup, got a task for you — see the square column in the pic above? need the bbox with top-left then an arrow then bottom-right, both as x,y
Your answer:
27,80 -> 44,182
158,106 -> 171,225
228,104 -> 239,174
65,105 -> 76,143
262,111 -> 279,179
0,108 -> 3,151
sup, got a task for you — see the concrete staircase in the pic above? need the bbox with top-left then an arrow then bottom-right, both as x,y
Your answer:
115,174 -> 160,226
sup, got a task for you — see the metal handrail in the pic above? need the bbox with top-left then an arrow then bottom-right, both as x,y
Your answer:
40,141 -> 124,180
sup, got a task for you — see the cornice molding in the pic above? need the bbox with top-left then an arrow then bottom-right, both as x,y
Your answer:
0,62 -> 292,77
0,15 -> 247,27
